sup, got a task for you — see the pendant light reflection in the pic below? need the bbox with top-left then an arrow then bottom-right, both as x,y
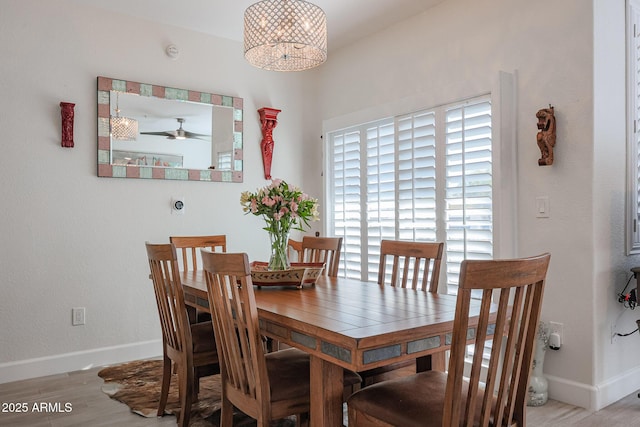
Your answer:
111,93 -> 138,141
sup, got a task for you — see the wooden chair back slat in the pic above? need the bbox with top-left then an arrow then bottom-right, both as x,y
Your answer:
378,240 -> 444,292
170,235 -> 227,271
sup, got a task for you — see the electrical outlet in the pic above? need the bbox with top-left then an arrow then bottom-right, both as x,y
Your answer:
72,307 -> 85,326
611,323 -> 618,344
549,321 -> 563,347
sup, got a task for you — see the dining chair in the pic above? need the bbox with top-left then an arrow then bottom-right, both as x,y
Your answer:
145,242 -> 220,427
201,250 -> 361,427
271,236 -> 341,352
169,234 -> 227,271
359,240 -> 445,386
287,236 -> 342,276
300,236 -> 343,277
170,235 -> 226,323
348,253 -> 551,427
377,239 -> 444,292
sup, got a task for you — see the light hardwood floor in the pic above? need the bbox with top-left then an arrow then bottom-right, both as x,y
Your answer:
1,365 -> 640,426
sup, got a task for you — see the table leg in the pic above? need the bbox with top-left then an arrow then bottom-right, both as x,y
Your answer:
416,351 -> 447,372
310,355 -> 343,426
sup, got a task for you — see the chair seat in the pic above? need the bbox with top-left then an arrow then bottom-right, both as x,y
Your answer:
348,371 -> 491,427
190,321 -> 216,353
266,348 -> 362,403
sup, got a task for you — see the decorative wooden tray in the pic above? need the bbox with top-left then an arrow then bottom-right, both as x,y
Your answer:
250,261 -> 325,288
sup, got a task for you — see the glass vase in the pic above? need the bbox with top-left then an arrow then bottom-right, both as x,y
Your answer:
268,230 -> 291,271
527,322 -> 549,406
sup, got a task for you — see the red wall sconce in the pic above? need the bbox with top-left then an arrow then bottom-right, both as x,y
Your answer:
258,107 -> 281,180
60,102 -> 75,148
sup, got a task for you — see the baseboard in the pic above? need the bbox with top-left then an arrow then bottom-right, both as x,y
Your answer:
546,374 -> 597,410
0,339 -> 163,384
591,365 -> 640,411
4,340 -> 639,410
547,365 -> 640,411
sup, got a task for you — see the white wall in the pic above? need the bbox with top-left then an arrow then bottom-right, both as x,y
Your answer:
316,0 -> 640,410
0,0 -> 319,382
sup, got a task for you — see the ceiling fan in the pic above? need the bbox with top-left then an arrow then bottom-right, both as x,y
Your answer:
140,118 -> 210,140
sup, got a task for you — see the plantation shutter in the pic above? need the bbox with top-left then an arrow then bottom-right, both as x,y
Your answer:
444,100 -> 493,289
327,95 -> 492,290
396,111 -> 437,242
365,120 -> 396,282
331,129 -> 363,279
443,100 -> 494,367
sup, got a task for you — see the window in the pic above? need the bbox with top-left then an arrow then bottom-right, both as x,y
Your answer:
327,96 -> 493,290
217,151 -> 233,170
628,0 -> 640,254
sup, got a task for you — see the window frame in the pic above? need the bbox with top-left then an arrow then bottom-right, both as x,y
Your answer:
627,0 -> 640,254
322,72 -> 517,292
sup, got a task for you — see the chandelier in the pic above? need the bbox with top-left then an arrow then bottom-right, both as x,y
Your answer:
110,93 -> 138,141
244,0 -> 327,72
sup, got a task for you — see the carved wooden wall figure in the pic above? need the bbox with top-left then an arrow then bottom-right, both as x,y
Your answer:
258,107 -> 281,180
536,105 -> 556,166
60,102 -> 75,148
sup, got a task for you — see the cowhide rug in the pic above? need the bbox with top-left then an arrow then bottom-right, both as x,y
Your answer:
98,359 -> 296,426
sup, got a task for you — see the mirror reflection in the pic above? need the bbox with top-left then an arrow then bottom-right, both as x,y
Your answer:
97,77 -> 243,182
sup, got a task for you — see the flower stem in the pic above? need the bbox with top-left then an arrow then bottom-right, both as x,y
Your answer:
267,221 -> 290,270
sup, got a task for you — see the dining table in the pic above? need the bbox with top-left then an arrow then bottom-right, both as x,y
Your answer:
181,271 -> 498,426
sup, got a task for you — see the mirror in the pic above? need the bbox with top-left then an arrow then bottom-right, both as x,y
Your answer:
97,77 -> 243,182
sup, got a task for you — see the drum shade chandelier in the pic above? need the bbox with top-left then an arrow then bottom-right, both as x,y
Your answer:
244,0 -> 327,72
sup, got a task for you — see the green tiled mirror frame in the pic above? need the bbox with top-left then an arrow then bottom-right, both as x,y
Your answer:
97,76 -> 243,182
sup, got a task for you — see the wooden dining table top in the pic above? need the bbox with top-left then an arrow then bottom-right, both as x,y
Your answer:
181,271 -> 497,426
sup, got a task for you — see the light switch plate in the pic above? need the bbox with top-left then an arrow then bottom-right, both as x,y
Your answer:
535,196 -> 549,218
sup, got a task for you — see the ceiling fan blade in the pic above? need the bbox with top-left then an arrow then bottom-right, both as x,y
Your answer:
140,118 -> 209,140
184,131 -> 211,140
140,131 -> 176,137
